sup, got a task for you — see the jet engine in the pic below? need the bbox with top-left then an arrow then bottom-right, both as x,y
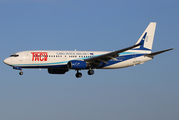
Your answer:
68,60 -> 89,69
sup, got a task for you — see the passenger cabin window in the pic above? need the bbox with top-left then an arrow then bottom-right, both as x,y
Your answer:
10,54 -> 19,57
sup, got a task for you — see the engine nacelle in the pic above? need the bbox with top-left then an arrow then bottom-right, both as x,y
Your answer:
48,68 -> 68,74
68,60 -> 88,69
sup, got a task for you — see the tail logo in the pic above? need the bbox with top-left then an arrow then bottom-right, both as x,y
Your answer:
133,32 -> 151,51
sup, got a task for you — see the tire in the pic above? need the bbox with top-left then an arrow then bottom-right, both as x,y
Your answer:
76,72 -> 82,78
19,72 -> 23,75
88,70 -> 94,75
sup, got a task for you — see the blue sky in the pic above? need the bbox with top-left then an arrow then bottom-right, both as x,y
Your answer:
0,0 -> 178,120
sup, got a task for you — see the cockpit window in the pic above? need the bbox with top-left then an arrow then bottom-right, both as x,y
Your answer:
10,54 -> 19,57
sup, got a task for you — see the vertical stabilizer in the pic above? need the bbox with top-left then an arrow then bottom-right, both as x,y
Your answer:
134,22 -> 156,52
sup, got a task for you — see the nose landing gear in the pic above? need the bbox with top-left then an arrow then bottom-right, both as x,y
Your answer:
19,71 -> 23,75
19,69 -> 23,75
13,67 -> 23,75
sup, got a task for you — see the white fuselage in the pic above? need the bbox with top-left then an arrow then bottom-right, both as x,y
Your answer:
4,50 -> 152,69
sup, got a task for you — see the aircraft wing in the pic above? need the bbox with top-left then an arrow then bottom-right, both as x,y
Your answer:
84,43 -> 142,67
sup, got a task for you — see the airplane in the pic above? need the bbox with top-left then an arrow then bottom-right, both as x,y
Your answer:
3,22 -> 173,78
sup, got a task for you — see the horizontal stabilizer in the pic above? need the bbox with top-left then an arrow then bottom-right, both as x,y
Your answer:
144,48 -> 174,58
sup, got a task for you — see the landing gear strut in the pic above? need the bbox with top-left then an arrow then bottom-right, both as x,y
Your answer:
76,70 -> 82,78
19,70 -> 23,75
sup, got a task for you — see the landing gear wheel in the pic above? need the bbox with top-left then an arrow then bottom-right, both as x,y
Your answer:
76,72 -> 82,78
19,71 -> 23,75
88,69 -> 94,75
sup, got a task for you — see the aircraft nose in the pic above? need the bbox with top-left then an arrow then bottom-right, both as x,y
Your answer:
3,58 -> 11,65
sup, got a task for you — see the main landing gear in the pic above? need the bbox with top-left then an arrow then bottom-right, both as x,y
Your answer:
75,69 -> 95,78
88,69 -> 94,75
76,70 -> 82,78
